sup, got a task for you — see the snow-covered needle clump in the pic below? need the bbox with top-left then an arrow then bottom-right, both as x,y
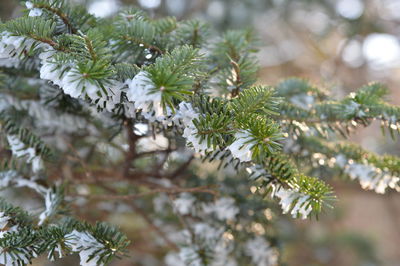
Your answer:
0,31 -> 37,68
0,170 -> 47,194
7,135 -> 44,173
0,30 -> 52,68
0,93 -> 92,134
65,230 -> 105,266
274,188 -> 312,219
59,70 -> 104,99
0,212 -> 10,230
192,222 -> 224,244
126,71 -> 163,116
173,193 -> 196,215
0,211 -> 36,266
173,102 -> 198,127
245,237 -> 278,266
125,71 -> 178,123
38,190 -> 59,225
175,102 -> 212,154
26,1 -> 43,17
40,55 -> 124,111
0,248 -> 33,266
39,56 -> 66,86
165,252 -> 186,266
346,161 -> 399,194
39,57 -> 85,98
203,197 -> 239,221
335,154 -> 400,193
165,223 -> 230,266
178,246 -> 203,266
182,123 -> 209,154
212,237 -> 237,266
227,130 -> 254,162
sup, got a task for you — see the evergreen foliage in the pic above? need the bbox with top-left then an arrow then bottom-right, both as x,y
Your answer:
0,1 -> 398,265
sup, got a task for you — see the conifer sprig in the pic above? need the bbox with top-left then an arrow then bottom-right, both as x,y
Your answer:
0,1 -> 399,265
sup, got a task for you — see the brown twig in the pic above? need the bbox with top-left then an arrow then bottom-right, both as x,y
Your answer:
230,59 -> 242,98
35,3 -> 77,34
94,182 -> 178,251
77,185 -> 219,200
123,119 -> 142,177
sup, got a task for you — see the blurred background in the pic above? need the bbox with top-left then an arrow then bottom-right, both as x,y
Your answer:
2,0 -> 400,265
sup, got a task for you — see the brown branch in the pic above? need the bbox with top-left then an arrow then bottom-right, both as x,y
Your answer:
77,185 -> 219,200
191,27 -> 199,47
230,59 -> 242,98
93,182 -> 178,251
65,141 -> 94,180
29,35 -> 58,48
35,4 -> 77,34
28,35 -> 69,52
123,119 -> 142,177
83,35 -> 97,62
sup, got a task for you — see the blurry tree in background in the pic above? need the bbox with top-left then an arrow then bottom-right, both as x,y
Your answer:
85,2 -> 400,264
3,0 -> 400,87
76,0 -> 400,100
1,0 -> 400,266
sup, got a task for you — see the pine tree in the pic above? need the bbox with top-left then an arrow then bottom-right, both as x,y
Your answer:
0,1 -> 398,265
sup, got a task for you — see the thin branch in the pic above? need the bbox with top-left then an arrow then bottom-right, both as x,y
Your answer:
77,185 -> 219,200
83,35 -> 97,62
28,34 -> 69,52
35,3 -> 77,34
123,119 -> 142,177
94,182 -> 178,251
230,59 -> 242,97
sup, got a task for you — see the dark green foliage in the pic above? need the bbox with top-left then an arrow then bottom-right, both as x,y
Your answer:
25,0 -> 96,33
5,17 -> 56,40
0,110 -> 52,159
0,199 -> 130,266
231,86 -> 279,116
83,222 -> 130,264
146,45 -> 204,110
0,198 -> 33,227
0,1 -> 399,265
211,29 -> 259,95
175,20 -> 210,48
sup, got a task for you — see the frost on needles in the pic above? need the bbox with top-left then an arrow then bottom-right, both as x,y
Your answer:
0,0 -> 399,265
